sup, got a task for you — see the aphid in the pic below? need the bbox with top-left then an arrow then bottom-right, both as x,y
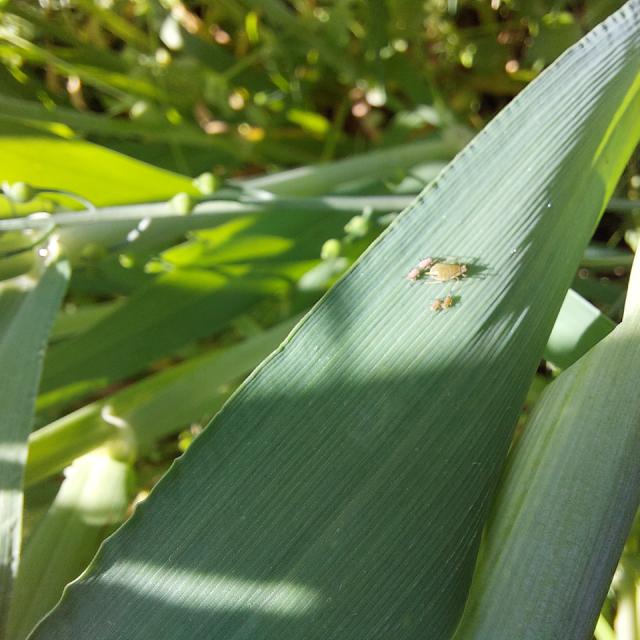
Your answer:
406,267 -> 421,281
418,257 -> 433,270
442,295 -> 454,309
431,298 -> 443,312
426,262 -> 468,283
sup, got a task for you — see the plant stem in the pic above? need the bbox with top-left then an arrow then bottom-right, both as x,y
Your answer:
239,128 -> 471,195
0,195 -> 414,262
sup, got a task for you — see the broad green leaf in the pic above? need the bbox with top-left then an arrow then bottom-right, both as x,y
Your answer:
0,136 -> 194,213
454,252 -> 640,640
32,4 -> 640,639
29,284 -> 603,488
0,241 -> 69,634
7,451 -> 131,640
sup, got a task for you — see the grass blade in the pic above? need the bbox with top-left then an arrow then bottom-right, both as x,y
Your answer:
38,269 -> 281,408
0,241 -> 69,633
0,195 -> 411,263
240,129 -> 470,196
7,451 -> 131,640
0,136 -> 194,213
543,288 -> 615,369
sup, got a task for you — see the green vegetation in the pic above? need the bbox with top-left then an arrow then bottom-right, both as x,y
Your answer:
0,1 -> 639,639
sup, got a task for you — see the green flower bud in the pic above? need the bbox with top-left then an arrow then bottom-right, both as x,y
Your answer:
4,181 -> 35,203
320,238 -> 342,260
118,253 -> 135,269
344,215 -> 369,238
192,172 -> 218,195
169,192 -> 194,215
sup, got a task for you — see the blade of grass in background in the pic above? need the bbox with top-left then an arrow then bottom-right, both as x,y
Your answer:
240,129 -> 470,196
31,4 -> 640,639
0,195 -> 412,263
2,0 -> 618,181
37,269 -> 282,407
26,316 -> 299,487
0,240 -> 69,635
0,137 -> 195,214
581,244 -> 635,271
6,450 -> 132,640
49,300 -> 124,343
543,288 -> 616,369
453,251 -> 640,640
0,95 -> 242,155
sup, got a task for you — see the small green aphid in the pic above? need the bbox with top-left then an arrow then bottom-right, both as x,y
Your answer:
426,262 -> 468,283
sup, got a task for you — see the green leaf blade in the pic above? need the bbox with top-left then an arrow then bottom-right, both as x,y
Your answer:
544,288 -> 616,369
39,269 -> 279,406
0,137 -> 195,213
31,3 -> 640,639
8,451 -> 131,640
0,245 -> 69,633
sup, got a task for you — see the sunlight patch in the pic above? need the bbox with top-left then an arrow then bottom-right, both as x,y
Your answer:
105,562 -> 320,615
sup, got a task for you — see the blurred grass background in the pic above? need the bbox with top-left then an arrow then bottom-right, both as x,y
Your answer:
1,0 -> 630,176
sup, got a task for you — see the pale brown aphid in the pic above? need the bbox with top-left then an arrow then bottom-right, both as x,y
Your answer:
431,298 -> 443,312
442,295 -> 454,309
426,262 -> 468,283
